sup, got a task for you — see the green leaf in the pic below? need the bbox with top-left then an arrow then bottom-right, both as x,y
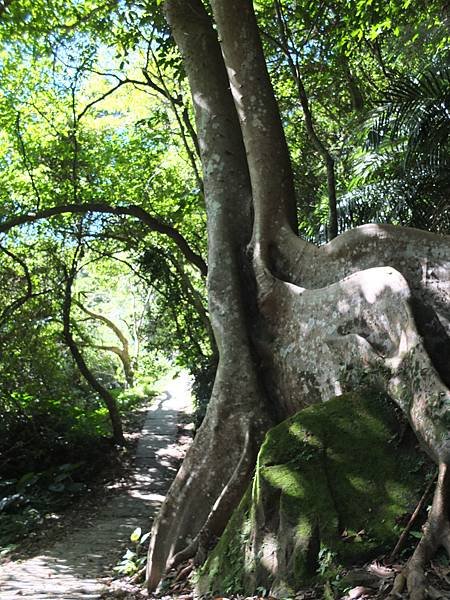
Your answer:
48,483 -> 65,493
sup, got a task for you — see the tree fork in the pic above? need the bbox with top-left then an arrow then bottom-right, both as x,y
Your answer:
210,0 -> 298,258
146,0 -> 274,589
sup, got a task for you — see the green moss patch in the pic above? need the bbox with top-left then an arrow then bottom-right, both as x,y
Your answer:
198,391 -> 431,597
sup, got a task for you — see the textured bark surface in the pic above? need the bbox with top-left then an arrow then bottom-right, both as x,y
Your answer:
210,0 -> 298,257
198,392 -> 433,597
146,0 -> 273,589
263,259 -> 450,433
147,0 -> 450,596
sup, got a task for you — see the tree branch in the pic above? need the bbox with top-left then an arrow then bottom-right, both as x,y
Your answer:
0,245 -> 33,325
149,52 -> 203,188
76,301 -> 129,348
15,113 -> 42,209
273,0 -> 338,239
62,266 -> 125,444
76,301 -> 135,385
87,343 -> 123,356
77,78 -> 130,121
77,65 -> 203,190
0,202 -> 207,276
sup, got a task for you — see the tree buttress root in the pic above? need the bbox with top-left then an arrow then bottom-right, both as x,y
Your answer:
389,462 -> 450,600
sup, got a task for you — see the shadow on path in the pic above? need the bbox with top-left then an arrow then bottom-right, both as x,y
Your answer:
0,374 -> 193,599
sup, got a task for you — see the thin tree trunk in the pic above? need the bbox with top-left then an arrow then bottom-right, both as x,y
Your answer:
272,0 -> 338,239
63,271 -> 125,445
341,54 -> 364,112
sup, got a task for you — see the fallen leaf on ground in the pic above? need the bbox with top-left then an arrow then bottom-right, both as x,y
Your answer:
347,586 -> 375,599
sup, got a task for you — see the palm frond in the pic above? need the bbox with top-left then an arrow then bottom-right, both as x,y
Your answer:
337,166 -> 450,234
371,65 -> 450,171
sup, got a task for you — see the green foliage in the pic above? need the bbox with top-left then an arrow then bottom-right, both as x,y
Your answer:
316,547 -> 347,597
0,0 -> 447,559
0,463 -> 87,546
373,66 -> 450,170
112,384 -> 155,411
0,0 -> 445,405
256,0 -> 449,239
337,63 -> 450,233
114,526 -> 151,575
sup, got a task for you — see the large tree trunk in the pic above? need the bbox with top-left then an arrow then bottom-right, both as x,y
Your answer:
146,0 -> 274,589
147,0 -> 450,596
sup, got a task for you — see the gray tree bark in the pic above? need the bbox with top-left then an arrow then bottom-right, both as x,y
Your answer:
145,0 -> 274,589
145,2 -> 450,598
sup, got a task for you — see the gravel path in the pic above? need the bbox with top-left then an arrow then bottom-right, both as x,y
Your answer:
0,374 -> 193,599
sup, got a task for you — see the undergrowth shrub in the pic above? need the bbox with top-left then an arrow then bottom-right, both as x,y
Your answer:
0,384 -> 153,550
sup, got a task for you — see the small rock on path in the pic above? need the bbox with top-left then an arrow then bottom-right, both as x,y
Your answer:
0,374 -> 193,599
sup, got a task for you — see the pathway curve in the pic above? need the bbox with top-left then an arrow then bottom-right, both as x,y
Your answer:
0,374 -> 193,599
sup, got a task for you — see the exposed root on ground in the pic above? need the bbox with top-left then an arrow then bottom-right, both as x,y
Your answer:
146,385 -> 269,593
167,430 -> 252,572
388,462 -> 450,600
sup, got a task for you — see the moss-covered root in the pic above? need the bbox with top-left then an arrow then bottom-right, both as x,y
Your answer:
198,391 -> 432,597
389,462 -> 450,600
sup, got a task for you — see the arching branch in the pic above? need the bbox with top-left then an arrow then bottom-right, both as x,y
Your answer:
76,302 -> 129,348
0,202 -> 207,277
0,245 -> 33,325
75,301 -> 134,386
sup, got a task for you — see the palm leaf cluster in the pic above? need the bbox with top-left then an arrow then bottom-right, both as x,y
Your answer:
337,64 -> 450,235
374,66 -> 450,172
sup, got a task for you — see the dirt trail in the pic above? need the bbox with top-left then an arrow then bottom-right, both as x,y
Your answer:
0,374 -> 193,599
